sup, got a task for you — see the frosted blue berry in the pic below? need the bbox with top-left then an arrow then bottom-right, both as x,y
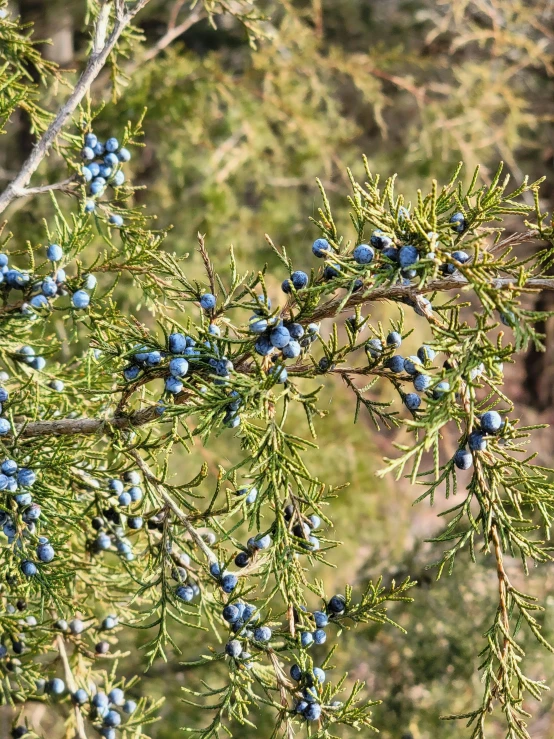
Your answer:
405,393 -> 421,410
399,245 -> 419,268
413,373 -> 431,392
253,533 -> 271,550
370,230 -> 392,249
15,492 -> 32,506
99,165 -> 112,178
176,585 -> 194,602
300,631 -> 313,647
291,270 -> 309,289
85,200 -> 96,213
21,560 -> 37,577
308,514 -> 321,529
17,468 -> 36,487
223,604 -> 240,623
270,325 -> 291,349
123,365 -> 140,382
0,254 -> 7,267
92,692 -> 109,709
454,448 -> 473,470
88,162 -> 100,177
352,244 -> 374,264
0,387 -> 8,403
366,338 -> 383,358
269,365 -> 288,383
30,294 -> 49,310
386,331 -> 402,348
108,214 -> 123,227
200,293 -> 216,310
89,180 -> 105,195
323,263 -> 341,280
112,170 -> 125,187
255,336 -> 273,356
103,710 -> 121,727
117,492 -> 131,507
69,618 -> 84,635
46,244 -> 63,262
328,594 -> 345,614
105,137 -> 119,152
81,146 -> 95,161
82,166 -> 93,182
433,380 -> 450,399
452,250 -> 470,263
249,317 -> 268,334
0,419 -> 9,436
102,616 -> 118,630
246,488 -> 258,504
312,238 -> 331,258
104,152 -> 119,167
92,140 -> 105,155
84,132 -> 97,148
109,687 -> 125,706
168,333 -> 187,353
41,278 -> 57,297
73,688 -> 88,705
254,626 -> 271,642
108,479 -> 122,494
296,700 -> 308,714
1,460 -> 17,476
169,357 -> 189,378
123,699 -> 136,714
118,147 -> 131,162
208,323 -> 220,336
225,639 -> 242,658
386,355 -> 405,374
450,211 -> 466,233
304,702 -> 322,721
291,664 -> 302,681
47,678 -> 65,695
403,356 -> 422,376
95,533 -> 111,551
382,247 -> 398,263
312,667 -> 325,684
37,543 -> 55,563
468,431 -> 487,451
72,290 -> 90,309
221,573 -> 238,593
128,486 -> 142,502
481,410 -> 503,434
165,377 -> 183,394
313,628 -> 327,644
288,323 -> 304,339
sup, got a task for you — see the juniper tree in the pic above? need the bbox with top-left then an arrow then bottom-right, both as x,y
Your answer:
2,3 -> 554,739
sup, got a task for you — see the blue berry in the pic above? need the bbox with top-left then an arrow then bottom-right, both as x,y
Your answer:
452,250 -> 470,263
313,667 -> 325,684
481,411 -> 503,434
72,290 -> 90,309
109,478 -> 123,494
127,516 -> 143,530
0,387 -> 6,402
30,294 -> 49,310
249,317 -> 268,334
468,431 -> 487,451
450,211 -> 467,233
0,419 -> 9,436
15,492 -> 32,506
291,270 -> 309,289
223,604 -> 239,623
208,323 -> 220,336
21,560 -> 37,577
92,692 -> 109,708
454,448 -> 473,470
221,574 -> 238,593
328,594 -> 345,614
382,246 -> 399,262
112,170 -> 125,187
312,238 -> 331,258
253,533 -> 271,550
254,626 -> 271,642
41,278 -> 57,297
386,331 -> 402,348
304,703 -> 322,721
296,700 -> 308,714
99,165 -> 112,178
47,678 -> 65,695
417,345 -> 436,363
168,333 -> 187,353
366,338 -> 383,358
270,325 -> 290,349
413,373 -> 431,392
118,492 -> 131,507
104,152 -> 119,167
290,664 -> 303,681
405,393 -> 421,410
105,137 -> 119,153
313,628 -> 327,644
281,340 -> 301,359
169,357 -> 189,378
399,245 -> 419,268
81,146 -> 95,161
128,485 -> 142,502
301,632 -> 313,647
85,200 -> 96,213
31,357 -> 46,370
386,355 -> 405,374
1,460 -> 17,476
370,230 -> 392,250
118,148 -> 131,162
46,243 -> 63,262
308,514 -> 321,529
200,293 -> 216,310
93,141 -> 105,155
433,380 -> 450,398
109,687 -> 125,705
288,323 -> 304,339
323,263 -> 341,280
37,543 -> 55,563
73,688 -> 88,705
84,132 -> 97,148
102,616 -> 118,630
123,699 -> 136,714
89,180 -> 105,195
108,214 -> 123,227
82,166 -> 93,182
95,533 -> 111,551
88,162 -> 100,177
225,639 -> 242,658
352,244 -> 374,265
269,365 -> 288,383
176,585 -> 194,602
103,710 -> 121,728
17,468 -> 35,487
403,356 -> 422,375
101,729 -> 116,739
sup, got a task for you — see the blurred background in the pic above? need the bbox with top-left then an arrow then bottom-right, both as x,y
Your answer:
2,1 -> 554,737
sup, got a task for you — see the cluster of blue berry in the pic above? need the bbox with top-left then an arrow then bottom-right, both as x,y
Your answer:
80,131 -> 130,223
74,684 -> 136,739
454,410 -> 505,470
92,471 -> 143,559
222,600 -> 272,662
284,505 -> 321,552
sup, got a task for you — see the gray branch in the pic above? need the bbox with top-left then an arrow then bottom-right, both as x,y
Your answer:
0,0 -> 151,215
